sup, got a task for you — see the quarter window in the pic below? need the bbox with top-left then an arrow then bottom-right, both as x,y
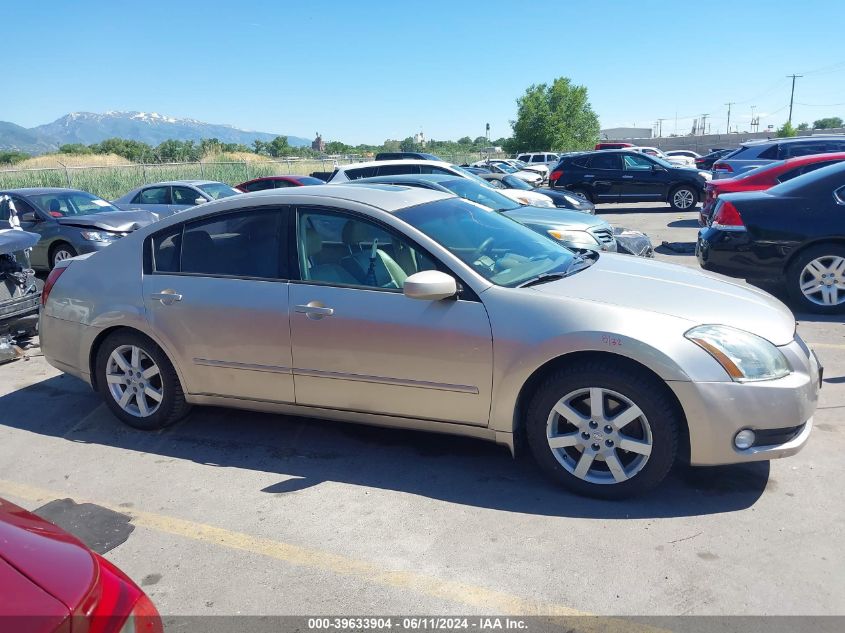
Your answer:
298,210 -> 436,290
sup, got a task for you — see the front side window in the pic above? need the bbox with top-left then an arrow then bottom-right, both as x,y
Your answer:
298,210 -> 436,290
623,154 -> 654,170
172,186 -> 202,205
396,198 -> 576,288
152,208 -> 286,279
197,182 -> 240,199
137,187 -> 170,205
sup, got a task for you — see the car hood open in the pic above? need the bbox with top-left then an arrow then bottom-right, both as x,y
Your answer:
530,254 -> 796,345
56,209 -> 158,232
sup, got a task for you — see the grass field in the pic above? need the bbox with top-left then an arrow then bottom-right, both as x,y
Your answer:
0,157 -> 341,200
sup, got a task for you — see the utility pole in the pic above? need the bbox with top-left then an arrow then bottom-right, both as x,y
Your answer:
700,114 -> 709,136
656,118 -> 667,138
787,74 -> 803,124
725,102 -> 735,134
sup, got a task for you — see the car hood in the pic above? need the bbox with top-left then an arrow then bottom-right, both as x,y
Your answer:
504,206 -> 606,230
55,209 -> 158,232
529,254 -> 796,345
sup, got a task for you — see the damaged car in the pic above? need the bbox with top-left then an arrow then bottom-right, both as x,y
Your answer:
0,228 -> 41,362
0,188 -> 159,270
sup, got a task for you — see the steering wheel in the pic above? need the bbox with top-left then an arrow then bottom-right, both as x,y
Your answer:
472,237 -> 495,261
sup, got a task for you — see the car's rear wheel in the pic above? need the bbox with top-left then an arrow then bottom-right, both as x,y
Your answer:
787,244 -> 845,314
50,243 -> 77,269
568,187 -> 592,203
95,330 -> 191,430
669,185 -> 697,211
525,361 -> 679,499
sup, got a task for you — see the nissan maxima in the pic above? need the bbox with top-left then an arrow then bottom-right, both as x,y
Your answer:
39,185 -> 820,498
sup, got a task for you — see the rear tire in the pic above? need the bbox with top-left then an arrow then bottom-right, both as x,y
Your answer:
525,361 -> 679,499
786,244 -> 845,314
95,330 -> 191,430
669,185 -> 698,211
568,187 -> 593,203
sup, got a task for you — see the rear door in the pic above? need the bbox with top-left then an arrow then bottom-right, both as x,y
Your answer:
142,206 -> 294,402
583,153 -> 623,202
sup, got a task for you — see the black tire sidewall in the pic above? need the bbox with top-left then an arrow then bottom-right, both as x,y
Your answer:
525,364 -> 679,499
669,185 -> 697,211
96,331 -> 185,430
786,244 -> 845,315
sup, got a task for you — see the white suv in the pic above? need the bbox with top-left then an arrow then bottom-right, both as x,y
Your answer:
516,152 -> 561,168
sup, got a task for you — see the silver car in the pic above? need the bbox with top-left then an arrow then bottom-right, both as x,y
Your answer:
40,185 -> 820,498
113,180 -> 241,217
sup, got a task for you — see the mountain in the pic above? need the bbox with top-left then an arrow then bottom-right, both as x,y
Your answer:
0,111 -> 311,154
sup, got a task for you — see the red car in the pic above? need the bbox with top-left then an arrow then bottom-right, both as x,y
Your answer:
235,175 -> 325,192
699,152 -> 845,226
594,142 -> 634,150
0,497 -> 162,633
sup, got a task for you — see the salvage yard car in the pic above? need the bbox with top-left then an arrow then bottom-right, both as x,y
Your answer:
40,185 -> 820,499
113,180 -> 241,217
0,188 -> 158,270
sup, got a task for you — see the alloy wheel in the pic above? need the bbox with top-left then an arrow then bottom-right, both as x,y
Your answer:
800,256 -> 845,306
673,189 -> 695,209
105,345 -> 164,417
545,387 -> 653,485
53,249 -> 74,263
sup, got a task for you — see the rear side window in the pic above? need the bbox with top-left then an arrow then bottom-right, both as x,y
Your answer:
517,155 -> 529,162
136,186 -> 170,204
757,145 -> 779,159
778,160 -> 841,183
151,208 -> 287,279
587,153 -> 620,170
344,166 -> 377,180
570,156 -> 590,168
779,142 -> 838,159
376,164 -> 421,176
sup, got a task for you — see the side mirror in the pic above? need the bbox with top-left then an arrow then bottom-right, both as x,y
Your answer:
194,197 -> 206,205
20,211 -> 39,223
403,270 -> 457,301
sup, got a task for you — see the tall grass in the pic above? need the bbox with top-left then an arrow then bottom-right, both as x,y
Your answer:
0,159 -> 340,200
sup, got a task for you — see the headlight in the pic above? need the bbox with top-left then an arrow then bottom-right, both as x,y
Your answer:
80,230 -> 116,242
685,325 -> 790,382
547,229 -> 599,246
561,194 -> 583,206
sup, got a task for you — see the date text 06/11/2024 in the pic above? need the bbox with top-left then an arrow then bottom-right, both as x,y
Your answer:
306,617 -> 528,630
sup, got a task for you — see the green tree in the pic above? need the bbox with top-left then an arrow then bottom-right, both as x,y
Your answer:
813,117 -> 843,129
0,150 -> 29,164
507,77 -> 599,153
58,143 -> 92,155
796,122 -> 809,131
399,137 -> 420,152
325,141 -> 350,154
156,139 -> 200,162
457,136 -> 473,145
91,138 -> 155,162
776,121 -> 797,138
267,135 -> 291,157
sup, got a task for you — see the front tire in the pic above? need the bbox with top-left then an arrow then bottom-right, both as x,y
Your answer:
95,330 -> 191,430
786,244 -> 845,314
669,185 -> 697,211
525,361 -> 680,499
50,242 -> 77,269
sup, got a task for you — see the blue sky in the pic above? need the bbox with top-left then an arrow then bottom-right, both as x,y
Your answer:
6,0 -> 845,144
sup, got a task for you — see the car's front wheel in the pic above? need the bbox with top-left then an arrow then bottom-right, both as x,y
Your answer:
787,244 -> 845,314
50,243 -> 77,269
525,361 -> 680,499
95,330 -> 191,430
669,185 -> 698,211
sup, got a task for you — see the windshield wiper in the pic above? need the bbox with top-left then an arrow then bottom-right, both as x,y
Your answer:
517,272 -> 566,288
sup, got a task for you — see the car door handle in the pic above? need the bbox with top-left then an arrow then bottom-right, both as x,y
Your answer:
151,290 -> 182,305
584,174 -> 595,178
295,303 -> 334,319
622,175 -> 634,179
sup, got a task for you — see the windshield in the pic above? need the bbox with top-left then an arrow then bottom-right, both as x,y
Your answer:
649,155 -> 676,169
495,163 -> 518,173
396,197 -> 575,287
198,182 -> 241,199
437,178 -> 521,212
502,175 -> 532,190
26,191 -> 120,216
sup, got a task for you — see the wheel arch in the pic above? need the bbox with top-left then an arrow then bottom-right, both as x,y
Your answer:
511,350 -> 690,462
781,237 -> 845,274
667,181 -> 700,204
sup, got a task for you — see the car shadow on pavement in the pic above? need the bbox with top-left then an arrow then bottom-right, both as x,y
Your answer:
595,205 -> 676,215
0,375 -> 770,520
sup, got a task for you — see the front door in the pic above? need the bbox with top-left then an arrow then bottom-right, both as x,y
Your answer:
289,207 -> 493,425
620,153 -> 666,202
142,206 -> 294,402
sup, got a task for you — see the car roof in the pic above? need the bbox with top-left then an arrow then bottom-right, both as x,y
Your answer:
215,183 -> 454,213
1,187 -> 90,196
336,159 -> 455,171
742,134 -> 845,147
352,174 -> 460,186
138,180 -> 222,186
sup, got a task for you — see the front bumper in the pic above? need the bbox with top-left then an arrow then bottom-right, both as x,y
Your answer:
670,336 -> 820,465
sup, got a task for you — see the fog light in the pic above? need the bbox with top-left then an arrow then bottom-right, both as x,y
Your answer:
734,429 -> 756,450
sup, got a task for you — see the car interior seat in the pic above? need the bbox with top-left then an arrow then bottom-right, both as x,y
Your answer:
340,220 -> 407,288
